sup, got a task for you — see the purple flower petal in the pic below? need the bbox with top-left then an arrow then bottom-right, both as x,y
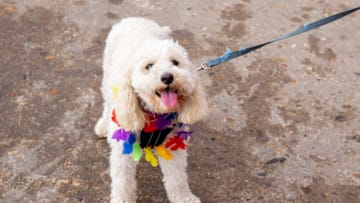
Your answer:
156,114 -> 173,130
112,128 -> 131,142
176,130 -> 193,140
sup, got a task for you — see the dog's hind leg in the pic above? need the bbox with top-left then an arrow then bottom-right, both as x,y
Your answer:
109,140 -> 138,203
159,150 -> 201,203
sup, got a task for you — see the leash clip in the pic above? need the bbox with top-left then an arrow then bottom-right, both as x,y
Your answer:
197,62 -> 211,71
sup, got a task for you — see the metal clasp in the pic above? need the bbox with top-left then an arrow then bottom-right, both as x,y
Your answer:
197,62 -> 211,71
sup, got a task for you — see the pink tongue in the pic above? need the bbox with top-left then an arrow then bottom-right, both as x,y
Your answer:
160,90 -> 178,108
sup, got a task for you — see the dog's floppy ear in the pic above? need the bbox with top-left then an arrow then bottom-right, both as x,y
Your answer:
113,79 -> 146,131
178,80 -> 208,124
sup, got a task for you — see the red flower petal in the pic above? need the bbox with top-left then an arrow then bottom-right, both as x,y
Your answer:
111,109 -> 120,127
143,113 -> 159,132
165,136 -> 186,151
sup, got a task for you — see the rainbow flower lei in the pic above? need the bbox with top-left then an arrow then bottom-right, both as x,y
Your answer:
111,109 -> 192,167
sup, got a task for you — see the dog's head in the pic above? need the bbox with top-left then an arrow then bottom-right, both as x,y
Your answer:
115,39 -> 208,131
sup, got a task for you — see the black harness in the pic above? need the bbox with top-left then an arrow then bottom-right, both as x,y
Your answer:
139,127 -> 173,148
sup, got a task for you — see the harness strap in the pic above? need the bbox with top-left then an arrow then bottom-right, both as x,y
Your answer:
199,6 -> 360,70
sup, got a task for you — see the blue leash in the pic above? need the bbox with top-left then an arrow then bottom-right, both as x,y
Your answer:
199,6 -> 360,71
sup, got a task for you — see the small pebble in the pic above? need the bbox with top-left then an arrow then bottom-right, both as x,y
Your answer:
257,172 -> 267,176
266,157 -> 286,164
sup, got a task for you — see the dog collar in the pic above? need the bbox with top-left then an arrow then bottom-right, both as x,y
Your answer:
111,109 -> 192,167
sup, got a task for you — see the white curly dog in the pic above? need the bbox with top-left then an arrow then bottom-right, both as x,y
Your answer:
95,17 -> 208,203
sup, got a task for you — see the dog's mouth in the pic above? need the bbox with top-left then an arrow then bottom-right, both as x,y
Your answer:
155,87 -> 178,108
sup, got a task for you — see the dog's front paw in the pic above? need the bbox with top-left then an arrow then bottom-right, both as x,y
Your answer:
169,194 -> 201,203
94,117 -> 107,138
110,198 -> 136,203
183,195 -> 201,203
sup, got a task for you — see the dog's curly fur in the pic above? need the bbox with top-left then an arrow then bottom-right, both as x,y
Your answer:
95,17 -> 208,203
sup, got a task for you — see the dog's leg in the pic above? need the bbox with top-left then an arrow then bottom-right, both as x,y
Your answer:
159,150 -> 201,203
109,141 -> 138,203
94,102 -> 110,138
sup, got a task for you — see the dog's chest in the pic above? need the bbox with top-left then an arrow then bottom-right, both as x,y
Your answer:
139,112 -> 176,148
111,110 -> 192,167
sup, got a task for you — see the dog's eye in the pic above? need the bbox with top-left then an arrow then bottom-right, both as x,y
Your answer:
145,63 -> 153,70
171,59 -> 179,66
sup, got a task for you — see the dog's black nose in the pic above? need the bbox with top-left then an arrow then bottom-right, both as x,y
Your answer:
161,72 -> 174,85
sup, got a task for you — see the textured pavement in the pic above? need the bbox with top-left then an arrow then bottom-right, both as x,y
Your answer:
1,0 -> 360,202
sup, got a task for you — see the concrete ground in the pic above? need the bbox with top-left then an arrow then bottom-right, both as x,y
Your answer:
1,0 -> 359,202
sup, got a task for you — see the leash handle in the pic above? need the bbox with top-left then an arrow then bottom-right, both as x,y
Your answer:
198,6 -> 360,71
